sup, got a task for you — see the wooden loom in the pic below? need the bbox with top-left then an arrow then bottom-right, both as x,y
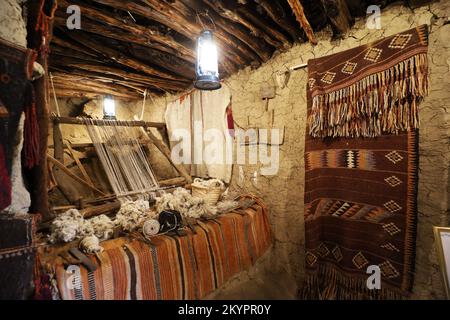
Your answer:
48,115 -> 192,219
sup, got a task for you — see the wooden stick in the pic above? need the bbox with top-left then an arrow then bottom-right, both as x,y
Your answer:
142,128 -> 193,184
47,154 -> 106,196
51,116 -> 166,129
82,200 -> 121,218
286,0 -> 317,45
65,140 -> 95,187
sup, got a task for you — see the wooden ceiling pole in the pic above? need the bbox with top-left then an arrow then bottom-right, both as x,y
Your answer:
57,0 -> 196,63
286,0 -> 317,45
49,64 -> 187,92
90,0 -> 243,70
52,36 -> 100,58
321,0 -> 354,36
143,0 -> 261,64
59,29 -> 190,83
236,5 -> 292,50
180,0 -> 273,62
254,0 -> 302,42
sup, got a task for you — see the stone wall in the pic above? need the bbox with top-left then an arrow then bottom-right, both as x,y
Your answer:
0,0 -> 27,47
139,1 -> 450,299
48,97 -> 140,145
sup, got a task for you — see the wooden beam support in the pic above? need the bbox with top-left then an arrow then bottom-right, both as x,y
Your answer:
51,116 -> 166,129
174,0 -> 272,62
91,0 -> 246,68
321,0 -> 354,36
57,0 -> 196,62
236,4 -> 292,50
51,77 -> 142,99
287,0 -> 317,45
49,65 -> 182,93
58,27 -> 190,83
53,16 -> 195,80
254,0 -> 303,42
142,128 -> 193,184
47,154 -> 106,196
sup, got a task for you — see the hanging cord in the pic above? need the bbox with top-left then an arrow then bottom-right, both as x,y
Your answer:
49,72 -> 61,117
139,89 -> 147,121
196,10 -> 217,31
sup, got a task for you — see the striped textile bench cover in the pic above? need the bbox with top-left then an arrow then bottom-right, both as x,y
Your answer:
51,198 -> 272,300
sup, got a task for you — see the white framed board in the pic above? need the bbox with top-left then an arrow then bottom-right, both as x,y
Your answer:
433,226 -> 450,299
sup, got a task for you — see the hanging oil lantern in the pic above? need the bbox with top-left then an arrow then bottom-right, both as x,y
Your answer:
194,30 -> 221,90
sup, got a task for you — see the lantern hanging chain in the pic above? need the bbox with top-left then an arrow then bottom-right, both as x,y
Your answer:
196,10 -> 216,31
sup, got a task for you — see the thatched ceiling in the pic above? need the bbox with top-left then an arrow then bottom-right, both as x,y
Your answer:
49,0 -> 415,100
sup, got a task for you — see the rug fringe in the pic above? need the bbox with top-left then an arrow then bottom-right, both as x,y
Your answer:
300,263 -> 409,300
308,53 -> 428,138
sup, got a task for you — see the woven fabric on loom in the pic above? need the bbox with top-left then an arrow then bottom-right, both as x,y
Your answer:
53,200 -> 272,300
307,25 -> 429,138
302,26 -> 427,299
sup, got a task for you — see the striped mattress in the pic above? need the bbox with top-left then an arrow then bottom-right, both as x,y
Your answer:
51,198 -> 272,300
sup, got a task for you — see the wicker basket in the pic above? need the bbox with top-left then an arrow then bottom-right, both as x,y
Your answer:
191,179 -> 224,206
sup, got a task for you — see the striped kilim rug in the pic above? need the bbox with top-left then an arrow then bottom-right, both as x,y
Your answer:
303,26 -> 428,299
53,198 -> 272,300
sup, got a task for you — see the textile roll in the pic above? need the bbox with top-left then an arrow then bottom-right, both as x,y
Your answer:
41,198 -> 272,300
303,26 -> 427,299
307,25 -> 429,138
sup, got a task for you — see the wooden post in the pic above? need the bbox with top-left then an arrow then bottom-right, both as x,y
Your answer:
142,128 -> 193,184
26,0 -> 58,221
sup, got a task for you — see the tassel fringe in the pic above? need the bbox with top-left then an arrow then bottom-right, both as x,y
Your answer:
308,53 -> 429,138
300,264 -> 408,300
24,83 -> 40,169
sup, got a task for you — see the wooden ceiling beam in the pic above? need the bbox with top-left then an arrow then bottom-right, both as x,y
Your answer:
54,16 -> 195,79
170,0 -> 266,64
57,0 -> 196,63
321,0 -> 354,36
90,0 -> 246,69
236,4 -> 292,50
287,0 -> 317,45
52,88 -> 139,100
183,0 -> 273,62
254,0 -> 303,42
51,79 -> 143,99
49,62 -> 189,92
58,28 -> 191,83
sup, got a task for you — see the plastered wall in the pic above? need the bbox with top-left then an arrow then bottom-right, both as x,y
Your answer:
140,2 -> 450,299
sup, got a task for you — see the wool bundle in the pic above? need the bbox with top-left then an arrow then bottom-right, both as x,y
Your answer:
50,210 -> 115,243
79,235 -> 103,254
115,199 -> 157,232
216,200 -> 240,214
89,215 -> 115,241
50,209 -> 90,243
155,188 -> 217,219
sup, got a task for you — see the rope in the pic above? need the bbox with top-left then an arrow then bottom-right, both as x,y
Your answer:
49,72 -> 60,117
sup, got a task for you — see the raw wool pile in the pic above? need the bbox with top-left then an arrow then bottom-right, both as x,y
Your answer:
216,200 -> 240,214
50,209 -> 91,243
156,188 -> 217,219
88,215 -> 115,240
192,178 -> 225,189
50,209 -> 115,243
79,235 -> 103,254
115,199 -> 158,232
